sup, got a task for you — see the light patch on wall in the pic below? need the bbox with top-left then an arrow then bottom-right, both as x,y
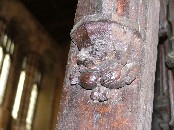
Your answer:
10,43 -> 15,54
12,71 -> 26,119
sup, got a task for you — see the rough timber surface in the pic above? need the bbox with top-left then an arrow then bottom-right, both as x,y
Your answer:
57,0 -> 160,129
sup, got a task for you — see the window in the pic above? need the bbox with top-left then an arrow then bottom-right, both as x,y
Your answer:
0,35 -> 15,105
11,54 -> 41,130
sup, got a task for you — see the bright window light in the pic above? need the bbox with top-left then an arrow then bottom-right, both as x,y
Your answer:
12,71 -> 26,119
0,47 -> 3,68
2,35 -> 7,47
26,84 -> 38,130
6,39 -> 11,52
0,54 -> 11,104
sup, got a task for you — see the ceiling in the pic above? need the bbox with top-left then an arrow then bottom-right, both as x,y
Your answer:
21,0 -> 78,44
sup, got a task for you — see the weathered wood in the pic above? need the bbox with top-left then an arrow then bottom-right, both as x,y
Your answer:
57,0 -> 159,129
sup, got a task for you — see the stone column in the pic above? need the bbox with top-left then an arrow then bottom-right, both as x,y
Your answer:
57,0 -> 160,129
13,52 -> 39,130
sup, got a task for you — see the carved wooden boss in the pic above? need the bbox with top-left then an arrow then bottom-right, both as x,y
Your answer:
70,21 -> 141,102
58,0 -> 159,129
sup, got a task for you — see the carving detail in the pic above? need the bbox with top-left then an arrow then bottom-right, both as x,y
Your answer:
70,21 -> 141,102
80,71 -> 99,90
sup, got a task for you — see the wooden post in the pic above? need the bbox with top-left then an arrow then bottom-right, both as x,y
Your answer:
57,0 -> 160,129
